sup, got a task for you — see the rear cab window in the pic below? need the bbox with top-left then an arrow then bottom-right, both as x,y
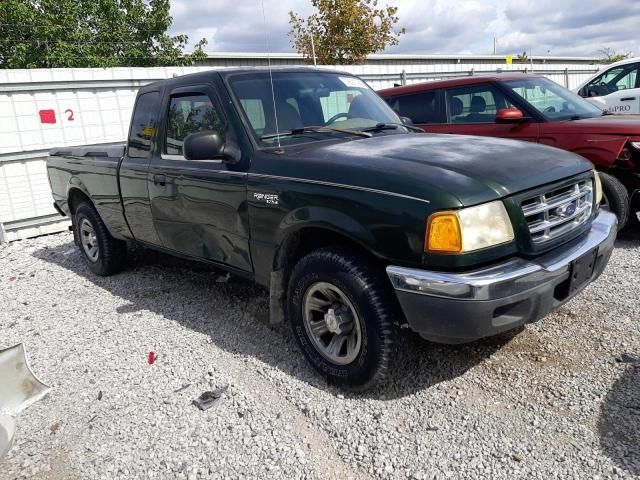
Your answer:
445,84 -> 514,124
128,91 -> 160,158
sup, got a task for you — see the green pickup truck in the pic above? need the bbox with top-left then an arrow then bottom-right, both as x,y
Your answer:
48,68 -> 617,390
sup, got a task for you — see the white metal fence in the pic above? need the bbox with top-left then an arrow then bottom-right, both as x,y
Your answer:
0,61 -> 600,242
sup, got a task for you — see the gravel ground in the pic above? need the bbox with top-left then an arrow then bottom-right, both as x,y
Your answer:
1,230 -> 639,480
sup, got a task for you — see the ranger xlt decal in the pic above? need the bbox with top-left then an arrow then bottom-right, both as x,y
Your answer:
253,192 -> 279,205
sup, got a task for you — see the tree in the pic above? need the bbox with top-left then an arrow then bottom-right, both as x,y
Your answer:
0,0 -> 207,68
516,51 -> 529,64
289,0 -> 405,65
598,47 -> 631,64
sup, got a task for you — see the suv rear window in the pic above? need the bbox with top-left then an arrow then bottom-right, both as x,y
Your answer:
384,91 -> 441,124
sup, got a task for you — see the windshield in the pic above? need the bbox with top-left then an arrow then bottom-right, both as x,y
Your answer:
228,71 -> 402,146
503,77 -> 603,121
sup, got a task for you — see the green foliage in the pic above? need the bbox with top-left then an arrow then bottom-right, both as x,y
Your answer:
289,0 -> 405,65
516,51 -> 529,64
0,0 -> 207,68
598,47 -> 632,65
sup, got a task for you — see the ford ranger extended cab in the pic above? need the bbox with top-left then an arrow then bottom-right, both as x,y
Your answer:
48,68 -> 617,390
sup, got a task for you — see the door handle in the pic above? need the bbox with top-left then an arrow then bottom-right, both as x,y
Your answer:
153,174 -> 166,186
620,97 -> 636,101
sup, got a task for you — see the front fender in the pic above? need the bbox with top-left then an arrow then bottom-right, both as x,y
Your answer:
276,206 -> 377,254
571,135 -> 627,168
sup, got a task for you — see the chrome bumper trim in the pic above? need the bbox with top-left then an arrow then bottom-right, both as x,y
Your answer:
386,210 -> 617,301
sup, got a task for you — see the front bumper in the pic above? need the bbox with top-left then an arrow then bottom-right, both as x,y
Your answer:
386,210 -> 617,344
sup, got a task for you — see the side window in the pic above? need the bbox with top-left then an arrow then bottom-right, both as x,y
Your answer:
445,85 -> 512,124
128,91 -> 160,158
586,64 -> 639,96
385,91 -> 441,124
509,84 -> 566,113
165,94 -> 223,156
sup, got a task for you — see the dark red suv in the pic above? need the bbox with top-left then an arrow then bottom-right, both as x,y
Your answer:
378,74 -> 640,229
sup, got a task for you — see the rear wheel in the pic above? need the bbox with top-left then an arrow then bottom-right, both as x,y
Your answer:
287,246 -> 399,391
73,202 -> 127,276
599,172 -> 629,231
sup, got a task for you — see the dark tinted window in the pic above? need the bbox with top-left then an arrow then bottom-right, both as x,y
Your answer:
384,91 -> 441,124
165,94 -> 223,156
128,91 -> 160,158
445,84 -> 513,124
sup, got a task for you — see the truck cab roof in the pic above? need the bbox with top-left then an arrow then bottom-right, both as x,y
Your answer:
140,66 -> 352,92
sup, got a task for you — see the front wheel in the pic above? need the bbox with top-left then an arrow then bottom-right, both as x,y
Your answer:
287,247 -> 399,390
73,202 -> 127,276
599,172 -> 629,231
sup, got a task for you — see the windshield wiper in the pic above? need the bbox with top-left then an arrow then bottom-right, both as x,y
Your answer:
260,126 -> 371,140
361,122 -> 424,133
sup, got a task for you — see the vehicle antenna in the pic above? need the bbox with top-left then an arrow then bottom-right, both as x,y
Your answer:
261,0 -> 282,151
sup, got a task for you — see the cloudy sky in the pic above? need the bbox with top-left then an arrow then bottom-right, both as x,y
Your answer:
169,0 -> 640,58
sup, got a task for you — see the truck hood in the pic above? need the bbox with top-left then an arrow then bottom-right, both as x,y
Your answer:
546,115 -> 640,136
264,133 -> 592,207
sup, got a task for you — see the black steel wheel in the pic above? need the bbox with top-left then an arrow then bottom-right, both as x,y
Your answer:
287,246 -> 399,391
73,202 -> 127,276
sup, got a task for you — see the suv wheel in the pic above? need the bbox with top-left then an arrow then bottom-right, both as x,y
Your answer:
287,246 -> 399,390
73,202 -> 127,276
599,172 -> 629,230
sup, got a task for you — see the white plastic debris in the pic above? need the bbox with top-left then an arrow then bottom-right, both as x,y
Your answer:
0,344 -> 51,459
0,415 -> 16,459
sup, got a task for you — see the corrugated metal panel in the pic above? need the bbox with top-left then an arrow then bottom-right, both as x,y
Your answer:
0,150 -> 70,242
0,61 -> 600,242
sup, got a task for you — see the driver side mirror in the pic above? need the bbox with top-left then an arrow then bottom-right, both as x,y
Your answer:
400,116 -> 414,126
183,131 -> 241,164
495,108 -> 529,124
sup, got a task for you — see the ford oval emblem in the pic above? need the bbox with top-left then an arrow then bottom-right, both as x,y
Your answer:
557,202 -> 577,218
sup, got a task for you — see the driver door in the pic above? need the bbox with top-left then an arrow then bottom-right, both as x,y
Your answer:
147,84 -> 251,271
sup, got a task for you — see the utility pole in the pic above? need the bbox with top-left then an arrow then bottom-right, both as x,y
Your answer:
310,34 -> 317,66
530,48 -> 534,72
493,37 -> 496,55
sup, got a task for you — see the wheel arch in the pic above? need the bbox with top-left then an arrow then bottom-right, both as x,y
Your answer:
67,186 -> 95,215
268,223 -> 389,326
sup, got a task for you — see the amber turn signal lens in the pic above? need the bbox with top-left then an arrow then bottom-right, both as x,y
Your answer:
426,212 -> 462,253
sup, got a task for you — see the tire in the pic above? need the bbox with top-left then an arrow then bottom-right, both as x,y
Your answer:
599,172 -> 629,231
287,246 -> 399,391
73,202 -> 127,276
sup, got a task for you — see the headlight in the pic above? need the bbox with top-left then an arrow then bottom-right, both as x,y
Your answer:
593,170 -> 603,205
425,200 -> 514,254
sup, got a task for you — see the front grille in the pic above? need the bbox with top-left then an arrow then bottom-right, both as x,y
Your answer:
521,179 -> 593,244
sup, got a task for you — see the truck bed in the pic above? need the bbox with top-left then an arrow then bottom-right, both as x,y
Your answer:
47,143 -> 130,239
49,143 -> 125,159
